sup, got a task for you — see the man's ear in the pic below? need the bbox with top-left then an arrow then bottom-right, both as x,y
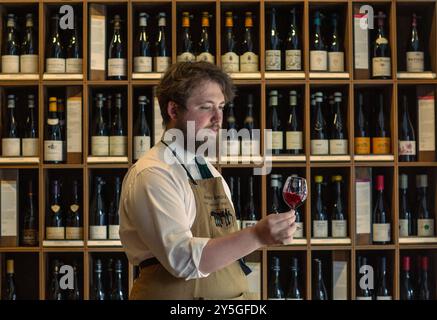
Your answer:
167,101 -> 179,121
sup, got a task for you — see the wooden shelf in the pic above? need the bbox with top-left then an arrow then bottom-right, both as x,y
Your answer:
310,238 -> 352,245
43,73 -> 84,81
0,157 -> 39,164
310,155 -> 351,162
0,74 -> 39,81
87,156 -> 129,164
266,155 -> 306,162
132,72 -> 163,80
264,72 -> 306,79
309,72 -> 350,79
87,240 -> 122,247
397,72 -> 437,79
354,155 -> 395,162
43,240 -> 85,247
399,237 -> 437,244
228,72 -> 262,80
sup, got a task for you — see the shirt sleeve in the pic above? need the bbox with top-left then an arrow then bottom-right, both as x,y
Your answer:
124,166 -> 211,280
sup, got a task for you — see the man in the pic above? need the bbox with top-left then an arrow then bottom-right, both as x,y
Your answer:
119,62 -> 296,300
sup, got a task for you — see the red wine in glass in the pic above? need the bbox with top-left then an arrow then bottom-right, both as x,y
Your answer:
283,176 -> 308,210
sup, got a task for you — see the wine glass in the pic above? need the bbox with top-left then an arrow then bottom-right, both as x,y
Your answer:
282,176 -> 308,210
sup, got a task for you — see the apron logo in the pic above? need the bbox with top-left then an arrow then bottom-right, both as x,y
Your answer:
210,209 -> 234,228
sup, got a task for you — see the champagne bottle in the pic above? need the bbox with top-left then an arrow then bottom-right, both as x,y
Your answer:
1,14 -> 20,73
268,256 -> 285,300
328,13 -> 344,72
330,92 -> 348,155
285,8 -> 301,71
108,15 -> 126,80
311,92 -> 329,155
133,96 -> 151,160
372,93 -> 391,155
66,15 -> 82,74
66,180 -> 82,240
416,174 -> 434,237
356,256 -> 373,300
313,259 -> 328,300
91,93 -> 109,156
46,179 -> 64,240
22,180 -> 38,246
286,258 -> 303,300
197,12 -> 214,63
177,12 -> 195,62
406,13 -> 424,73
46,14 -> 65,73
242,94 -> 259,156
375,256 -> 392,300
92,259 -> 105,300
399,95 -> 416,162
108,176 -> 121,240
355,92 -> 370,155
400,256 -> 415,300
418,256 -> 431,300
154,12 -> 170,72
224,101 -> 240,156
111,259 -> 125,300
5,259 -> 17,300
242,176 -> 257,228
222,12 -> 239,73
20,13 -> 38,73
266,8 -> 281,71
331,175 -> 347,238
313,175 -> 328,238
49,260 -> 63,300
22,94 -> 39,156
267,90 -> 283,155
110,93 -> 127,156
2,94 -> 20,156
134,13 -> 152,73
372,12 -> 391,79
285,90 -> 303,154
240,12 -> 258,72
372,175 -> 391,244
89,176 -> 107,240
310,11 -> 327,71
399,174 -> 413,237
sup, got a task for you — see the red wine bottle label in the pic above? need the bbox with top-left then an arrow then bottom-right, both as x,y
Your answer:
240,52 -> 259,72
44,140 -> 63,161
310,50 -> 328,71
399,141 -> 416,155
20,54 -> 38,73
265,50 -> 281,71
332,220 -> 347,238
372,137 -> 391,154
328,52 -> 344,72
406,51 -> 424,73
399,219 -> 410,237
313,220 -> 328,238
222,52 -> 240,73
2,55 -> 20,73
372,223 -> 390,242
372,57 -> 391,77
418,219 -> 434,237
285,50 -> 301,71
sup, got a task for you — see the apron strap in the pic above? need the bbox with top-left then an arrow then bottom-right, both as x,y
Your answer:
161,140 -> 197,185
195,156 -> 214,179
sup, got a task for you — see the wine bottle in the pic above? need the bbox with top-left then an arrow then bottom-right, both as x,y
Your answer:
197,12 -> 214,63
133,96 -> 151,160
267,90 -> 283,155
375,256 -> 392,300
2,94 -> 20,156
20,13 -> 38,74
90,176 -> 107,240
330,92 -> 348,155
241,94 -> 259,156
285,90 -> 303,155
49,260 -> 63,300
67,262 -> 81,300
134,13 -> 152,73
177,12 -> 195,62
286,258 -> 303,300
355,92 -> 370,155
406,13 -> 424,73
111,259 -> 125,300
57,98 -> 66,161
328,13 -> 344,72
313,259 -> 328,300
399,174 -> 413,237
266,8 -> 281,71
2,14 -> 20,73
106,94 -> 112,134
372,93 -> 391,155
222,12 -> 239,73
416,174 -> 434,237
242,176 -> 257,228
311,92 -> 329,155
372,175 -> 391,244
400,256 -> 415,300
108,176 -> 121,240
268,256 -> 285,300
91,93 -> 109,156
108,15 -> 126,80
22,180 -> 38,246
46,14 -> 65,74
233,176 -> 242,230
5,259 -> 17,300
66,15 -> 82,74
240,12 -> 258,72
356,256 -> 372,300
313,175 -> 328,238
270,174 -> 286,214
46,179 -> 64,240
66,180 -> 82,240
92,259 -> 105,300
154,12 -> 170,73
372,12 -> 391,79
22,94 -> 38,156
106,259 -> 114,298
310,11 -> 327,71
285,8 -> 301,71
399,95 -> 416,161
418,256 -> 431,300
331,175 -> 347,238
290,174 -> 304,238
44,97 -> 64,163
224,101 -> 240,156
110,93 -> 127,156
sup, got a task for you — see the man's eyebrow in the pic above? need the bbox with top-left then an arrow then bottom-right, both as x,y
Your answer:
198,99 -> 226,105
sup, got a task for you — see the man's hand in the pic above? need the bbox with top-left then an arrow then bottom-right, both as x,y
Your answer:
252,210 -> 297,246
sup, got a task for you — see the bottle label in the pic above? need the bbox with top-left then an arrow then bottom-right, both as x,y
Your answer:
418,96 -> 435,151
332,220 -> 347,238
376,296 -> 392,300
109,225 -> 120,240
20,54 -> 38,73
91,136 -> 109,156
310,50 -> 328,71
285,50 -> 301,71
226,139 -> 240,156
108,58 -> 127,77
356,296 -> 373,300
328,52 -> 344,72
355,137 -> 371,155
89,225 -> 107,240
46,227 -> 65,240
66,58 -> 83,73
134,56 -> 152,73
177,52 -> 196,63
372,223 -> 391,242
265,50 -> 281,71
286,131 -> 303,150
22,138 -> 39,156
240,52 -> 259,72
221,52 -> 240,72
66,227 -> 83,240
44,140 -> 63,161
196,52 -> 215,64
47,119 -> 59,125
241,220 -> 258,229
267,131 -> 283,150
372,137 -> 391,154
329,139 -> 348,155
46,58 -> 66,73
236,219 -> 241,231
294,222 -> 304,238
313,220 -> 328,238
2,138 -> 21,156
134,136 -> 151,160
418,219 -> 434,237
109,136 -> 127,156
23,229 -> 38,246
399,141 -> 416,156
241,139 -> 260,157
311,139 -> 329,155
2,55 -> 19,73
372,57 -> 391,77
406,51 -> 424,73
154,57 -> 171,73
399,219 -> 410,237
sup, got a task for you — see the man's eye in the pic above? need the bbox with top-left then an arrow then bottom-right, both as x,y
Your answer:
200,105 -> 212,110
218,105 -> 225,111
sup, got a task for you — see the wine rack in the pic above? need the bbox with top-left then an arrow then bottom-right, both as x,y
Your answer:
0,0 -> 437,300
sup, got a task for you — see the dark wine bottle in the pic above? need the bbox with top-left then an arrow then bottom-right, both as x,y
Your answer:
310,11 -> 327,71
240,12 -> 258,72
290,174 -> 304,238
91,93 -> 109,156
67,262 -> 81,300
22,180 -> 38,246
49,260 -> 63,300
66,180 -> 82,240
106,259 -> 114,298
268,256 -> 285,300
372,12 -> 391,79
372,175 -> 391,244
331,175 -> 347,238
285,90 -> 303,155
92,259 -> 105,300
400,256 -> 415,300
2,94 -> 20,157
266,8 -> 281,71
286,258 -> 303,300
416,174 -> 434,237
44,97 -> 64,163
108,15 -> 126,80
197,12 -> 214,63
313,175 -> 328,238
111,259 -> 125,300
5,259 -> 17,300
20,13 -> 38,74
2,14 -> 20,73
222,12 -> 239,73
46,14 -> 65,74
66,16 -> 82,74
154,12 -> 170,73
355,92 -> 370,155
177,12 -> 195,62
356,256 -> 372,300
57,98 -> 66,161
399,174 -> 413,237
270,174 -> 286,214
328,13 -> 344,72
89,177 -> 107,240
242,176 -> 257,229
313,259 -> 328,300
311,92 -> 328,155
224,101 -> 240,156
399,95 -> 416,162
267,90 -> 283,155
108,176 -> 121,240
418,256 -> 431,300
242,94 -> 259,156
375,256 -> 392,300
46,179 -> 64,240
372,93 -> 391,155
406,13 -> 424,73
22,94 -> 38,157
285,8 -> 301,71
330,92 -> 348,155
110,93 -> 127,156
134,13 -> 152,73
133,95 -> 151,161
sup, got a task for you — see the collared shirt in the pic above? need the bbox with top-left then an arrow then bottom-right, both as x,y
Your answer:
119,140 -> 233,280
